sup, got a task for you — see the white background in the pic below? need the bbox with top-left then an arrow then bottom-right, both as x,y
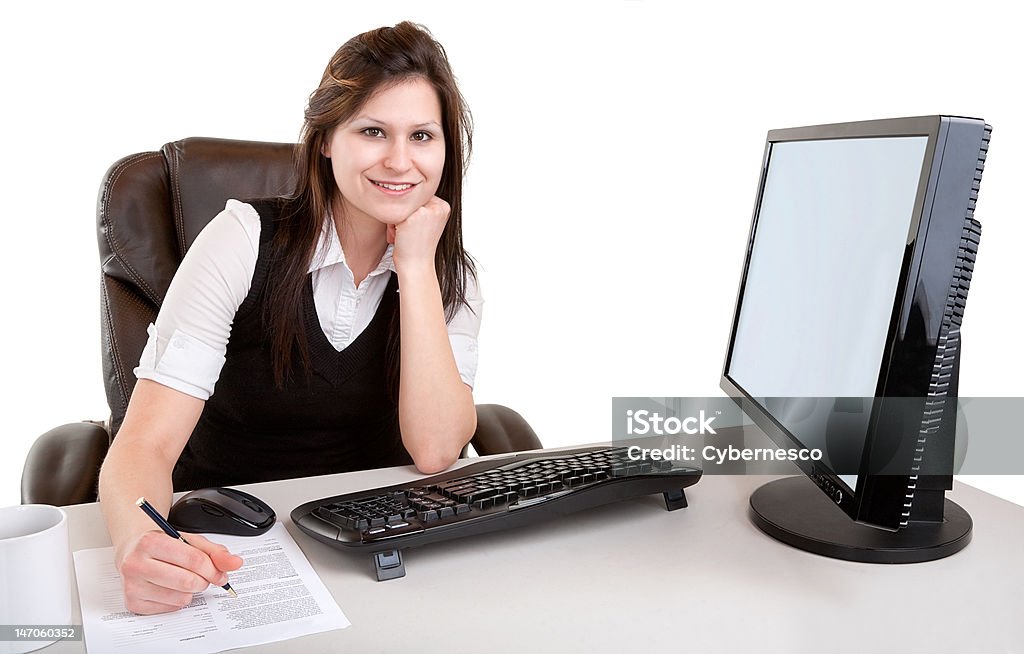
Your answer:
1,0 -> 1020,508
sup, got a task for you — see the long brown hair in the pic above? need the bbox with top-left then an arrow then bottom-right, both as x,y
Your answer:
266,21 -> 475,390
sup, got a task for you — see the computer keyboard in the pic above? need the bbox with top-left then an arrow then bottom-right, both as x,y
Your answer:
291,446 -> 701,580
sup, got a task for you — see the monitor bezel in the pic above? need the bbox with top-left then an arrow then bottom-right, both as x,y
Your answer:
720,115 -> 980,530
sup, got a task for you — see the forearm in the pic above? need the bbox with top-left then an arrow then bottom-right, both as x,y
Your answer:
98,379 -> 204,568
397,266 -> 477,473
99,438 -> 177,567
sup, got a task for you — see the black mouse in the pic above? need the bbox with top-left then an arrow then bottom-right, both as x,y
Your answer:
168,487 -> 276,536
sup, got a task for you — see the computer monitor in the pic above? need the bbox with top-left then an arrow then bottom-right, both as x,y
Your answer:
720,116 -> 990,563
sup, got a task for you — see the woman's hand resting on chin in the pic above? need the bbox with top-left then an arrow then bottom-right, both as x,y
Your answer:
387,196 -> 450,275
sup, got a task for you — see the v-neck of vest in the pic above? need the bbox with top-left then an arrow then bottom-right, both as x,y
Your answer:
301,270 -> 398,386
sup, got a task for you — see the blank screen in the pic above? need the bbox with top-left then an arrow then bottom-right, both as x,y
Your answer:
727,136 -> 928,487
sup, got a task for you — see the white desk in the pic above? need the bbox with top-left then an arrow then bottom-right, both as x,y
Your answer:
52,462 -> 1023,653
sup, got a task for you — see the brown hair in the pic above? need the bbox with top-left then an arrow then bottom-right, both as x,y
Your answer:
266,21 -> 475,390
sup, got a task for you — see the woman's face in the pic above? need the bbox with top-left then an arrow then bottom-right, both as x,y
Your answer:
324,77 -> 446,226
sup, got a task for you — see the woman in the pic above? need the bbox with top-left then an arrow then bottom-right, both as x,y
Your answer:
98,21 -> 480,615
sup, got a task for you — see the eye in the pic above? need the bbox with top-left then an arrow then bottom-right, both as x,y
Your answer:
410,131 -> 434,142
361,127 -> 385,138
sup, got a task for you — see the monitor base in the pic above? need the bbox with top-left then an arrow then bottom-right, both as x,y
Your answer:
749,476 -> 972,563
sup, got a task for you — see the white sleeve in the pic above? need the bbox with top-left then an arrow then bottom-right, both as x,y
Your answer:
133,200 -> 262,400
447,273 -> 483,389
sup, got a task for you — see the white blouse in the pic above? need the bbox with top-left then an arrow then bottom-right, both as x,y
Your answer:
134,200 -> 482,400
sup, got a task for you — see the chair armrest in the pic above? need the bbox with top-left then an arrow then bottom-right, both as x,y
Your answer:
21,421 -> 110,506
470,404 -> 543,456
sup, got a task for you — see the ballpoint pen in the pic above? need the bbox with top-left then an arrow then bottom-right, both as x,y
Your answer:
136,497 -> 238,598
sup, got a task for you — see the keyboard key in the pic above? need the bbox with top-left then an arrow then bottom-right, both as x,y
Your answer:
466,488 -> 500,502
314,507 -> 353,529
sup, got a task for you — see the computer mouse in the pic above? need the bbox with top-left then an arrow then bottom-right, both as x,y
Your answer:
168,487 -> 276,536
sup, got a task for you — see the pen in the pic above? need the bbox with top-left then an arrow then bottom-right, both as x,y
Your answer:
135,497 -> 238,598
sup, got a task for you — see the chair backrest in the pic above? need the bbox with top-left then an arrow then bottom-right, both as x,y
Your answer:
99,137 -> 296,435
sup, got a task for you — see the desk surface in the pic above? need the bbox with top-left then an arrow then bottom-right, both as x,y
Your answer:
53,461 -> 1023,654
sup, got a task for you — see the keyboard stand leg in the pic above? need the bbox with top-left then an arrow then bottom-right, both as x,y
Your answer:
663,489 -> 688,511
373,549 -> 406,581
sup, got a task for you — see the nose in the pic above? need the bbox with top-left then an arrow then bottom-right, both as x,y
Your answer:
384,139 -> 411,172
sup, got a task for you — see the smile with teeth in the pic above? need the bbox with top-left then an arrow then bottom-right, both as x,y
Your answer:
371,180 -> 415,191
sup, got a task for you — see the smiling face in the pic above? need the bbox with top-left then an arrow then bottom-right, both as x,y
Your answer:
323,77 -> 446,227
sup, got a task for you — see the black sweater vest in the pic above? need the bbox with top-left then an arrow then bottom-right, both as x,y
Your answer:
172,199 -> 412,491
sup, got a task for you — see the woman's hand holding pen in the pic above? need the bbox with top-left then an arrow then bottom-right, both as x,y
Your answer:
387,196 -> 450,275
116,530 -> 243,615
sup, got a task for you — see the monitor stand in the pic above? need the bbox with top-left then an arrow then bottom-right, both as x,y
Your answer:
748,476 -> 972,563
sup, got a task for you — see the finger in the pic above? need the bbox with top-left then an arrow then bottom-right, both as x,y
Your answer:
124,578 -> 196,613
125,597 -> 192,616
387,223 -> 396,244
426,196 -> 451,217
209,547 -> 244,573
182,532 -> 238,560
181,532 -> 244,575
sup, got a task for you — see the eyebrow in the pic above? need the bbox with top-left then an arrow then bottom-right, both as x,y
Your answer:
356,116 -> 442,130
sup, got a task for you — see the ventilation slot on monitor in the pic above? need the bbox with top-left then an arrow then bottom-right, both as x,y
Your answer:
901,212 -> 985,526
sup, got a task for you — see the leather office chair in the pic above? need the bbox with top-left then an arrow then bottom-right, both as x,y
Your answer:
21,137 -> 541,506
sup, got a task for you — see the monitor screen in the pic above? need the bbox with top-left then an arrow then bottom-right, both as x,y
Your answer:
728,136 -> 928,490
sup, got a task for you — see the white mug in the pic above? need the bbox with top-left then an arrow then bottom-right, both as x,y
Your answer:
0,505 -> 73,654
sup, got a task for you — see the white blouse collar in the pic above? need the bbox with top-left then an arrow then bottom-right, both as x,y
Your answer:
309,215 -> 395,276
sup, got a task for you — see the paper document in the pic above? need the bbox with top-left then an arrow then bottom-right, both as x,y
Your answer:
73,522 -> 349,653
